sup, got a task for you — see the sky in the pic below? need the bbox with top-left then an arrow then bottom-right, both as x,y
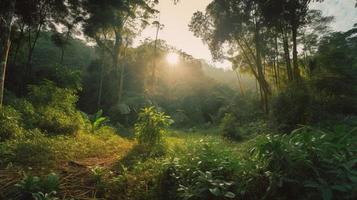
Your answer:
135,0 -> 357,69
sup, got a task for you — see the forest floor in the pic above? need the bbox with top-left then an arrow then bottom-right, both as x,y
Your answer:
1,125 -> 356,200
0,128 -> 233,200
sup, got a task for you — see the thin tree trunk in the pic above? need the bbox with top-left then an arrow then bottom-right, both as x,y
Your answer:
0,33 -> 12,108
292,24 -> 300,81
0,0 -> 16,108
151,23 -> 160,93
97,59 -> 104,109
11,23 -> 25,65
60,46 -> 65,64
25,23 -> 42,85
118,63 -> 125,104
254,22 -> 270,113
282,30 -> 293,81
273,56 -> 278,88
61,30 -> 71,65
234,70 -> 245,96
275,35 -> 280,88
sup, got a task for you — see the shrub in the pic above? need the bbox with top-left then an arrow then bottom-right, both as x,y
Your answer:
247,126 -> 357,200
11,132 -> 55,166
37,107 -> 83,136
0,106 -> 24,141
15,172 -> 60,200
220,113 -> 241,140
161,138 -> 240,200
134,106 -> 172,147
27,81 -> 85,135
9,98 -> 38,129
27,81 -> 78,111
270,83 -> 312,132
86,110 -> 110,133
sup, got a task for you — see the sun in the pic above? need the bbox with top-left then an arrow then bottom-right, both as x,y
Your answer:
166,52 -> 179,65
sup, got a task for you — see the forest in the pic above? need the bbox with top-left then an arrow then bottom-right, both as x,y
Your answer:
0,0 -> 356,199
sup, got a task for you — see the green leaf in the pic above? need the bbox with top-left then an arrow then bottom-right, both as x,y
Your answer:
209,187 -> 221,196
225,192 -> 236,198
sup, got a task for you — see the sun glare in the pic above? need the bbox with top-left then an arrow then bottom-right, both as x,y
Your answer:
166,52 -> 179,65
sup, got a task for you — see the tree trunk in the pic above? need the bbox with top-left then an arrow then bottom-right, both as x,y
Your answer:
275,36 -> 280,88
235,70 -> 245,96
282,30 -> 293,81
97,59 -> 104,109
151,23 -> 160,93
0,30 -> 12,108
60,46 -> 65,64
25,24 -> 42,87
118,63 -> 125,104
113,30 -> 123,103
0,0 -> 15,108
11,23 -> 25,65
254,22 -> 270,113
292,24 -> 300,80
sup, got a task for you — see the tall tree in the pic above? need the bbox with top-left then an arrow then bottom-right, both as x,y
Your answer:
190,0 -> 271,112
82,0 -> 158,103
259,0 -> 324,80
0,0 -> 16,108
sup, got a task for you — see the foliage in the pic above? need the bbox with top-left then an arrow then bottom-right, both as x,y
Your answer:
270,83 -> 312,132
27,81 -> 85,135
32,191 -> 59,200
15,172 -> 60,200
247,126 -> 357,199
163,138 -> 240,200
220,113 -> 241,141
86,109 -> 110,133
0,106 -> 24,141
0,129 -> 133,168
134,106 -> 172,147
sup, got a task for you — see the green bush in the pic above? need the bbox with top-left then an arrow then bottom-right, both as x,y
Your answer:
0,106 -> 24,141
247,126 -> 357,200
220,113 -> 241,140
37,107 -> 83,136
11,132 -> 55,166
270,83 -> 312,132
27,81 -> 85,135
162,138 -> 240,200
15,172 -> 60,200
9,98 -> 38,129
28,81 -> 78,110
134,106 -> 172,147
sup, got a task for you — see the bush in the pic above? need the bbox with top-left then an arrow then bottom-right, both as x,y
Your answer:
15,172 -> 60,200
134,106 -> 172,147
220,113 -> 241,140
37,107 -> 83,136
27,81 -> 78,111
246,126 -> 357,200
8,98 -> 38,129
270,83 -> 312,132
0,106 -> 24,141
27,81 -> 85,135
161,138 -> 240,200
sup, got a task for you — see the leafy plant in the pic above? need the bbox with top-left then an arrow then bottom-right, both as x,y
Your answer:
0,106 -> 24,141
32,191 -> 59,200
91,166 -> 106,184
220,113 -> 241,140
15,172 -> 60,200
15,174 -> 41,195
41,173 -> 60,194
163,138 -> 240,200
88,110 -> 109,133
134,106 -> 172,147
